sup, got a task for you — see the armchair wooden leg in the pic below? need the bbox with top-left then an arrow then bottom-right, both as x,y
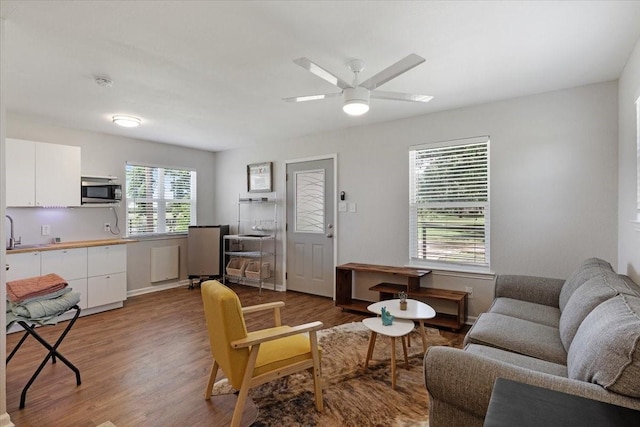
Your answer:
205,361 -> 219,400
232,345 -> 260,427
309,330 -> 323,411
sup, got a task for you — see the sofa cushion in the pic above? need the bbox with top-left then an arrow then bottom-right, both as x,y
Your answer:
559,258 -> 613,311
489,298 -> 560,328
567,294 -> 640,398
465,343 -> 568,377
464,313 -> 566,364
560,271 -> 640,350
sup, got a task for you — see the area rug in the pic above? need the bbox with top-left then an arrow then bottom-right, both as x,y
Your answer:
212,321 -> 454,426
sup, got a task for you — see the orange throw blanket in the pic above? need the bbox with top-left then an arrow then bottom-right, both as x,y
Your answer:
6,273 -> 68,303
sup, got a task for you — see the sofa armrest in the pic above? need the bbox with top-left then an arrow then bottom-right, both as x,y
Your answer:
494,274 -> 564,307
424,346 -> 640,421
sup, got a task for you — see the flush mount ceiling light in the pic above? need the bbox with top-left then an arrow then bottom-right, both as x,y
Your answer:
112,115 -> 141,128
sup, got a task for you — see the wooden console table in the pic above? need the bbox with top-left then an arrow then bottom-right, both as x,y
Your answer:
335,263 -> 468,330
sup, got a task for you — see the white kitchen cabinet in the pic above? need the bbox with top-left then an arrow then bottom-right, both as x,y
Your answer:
6,138 -> 81,207
6,139 -> 36,207
35,142 -> 81,207
88,245 -> 127,277
87,245 -> 127,307
41,248 -> 88,309
6,243 -> 127,318
6,252 -> 41,281
87,272 -> 126,307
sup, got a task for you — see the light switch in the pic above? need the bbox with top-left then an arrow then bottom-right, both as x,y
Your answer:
42,225 -> 51,236
338,202 -> 347,212
348,202 -> 357,213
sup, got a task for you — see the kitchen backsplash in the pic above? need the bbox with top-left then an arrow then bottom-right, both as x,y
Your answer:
5,206 -> 124,247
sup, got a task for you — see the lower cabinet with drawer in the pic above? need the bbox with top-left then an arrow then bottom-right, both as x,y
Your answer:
88,272 -> 127,306
6,244 -> 127,319
87,245 -> 127,306
5,251 -> 41,282
41,247 -> 88,309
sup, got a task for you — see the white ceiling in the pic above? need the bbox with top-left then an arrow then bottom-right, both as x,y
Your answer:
2,1 -> 640,152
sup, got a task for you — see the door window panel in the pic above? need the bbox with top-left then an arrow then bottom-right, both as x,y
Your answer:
295,169 -> 325,233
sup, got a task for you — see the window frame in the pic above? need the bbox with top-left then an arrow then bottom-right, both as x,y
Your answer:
125,162 -> 197,237
409,136 -> 490,272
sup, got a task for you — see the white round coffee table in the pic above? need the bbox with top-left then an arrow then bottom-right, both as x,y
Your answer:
362,317 -> 415,389
367,299 -> 437,352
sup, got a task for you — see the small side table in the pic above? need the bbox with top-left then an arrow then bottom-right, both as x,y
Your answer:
367,299 -> 436,352
362,317 -> 414,389
485,378 -> 640,427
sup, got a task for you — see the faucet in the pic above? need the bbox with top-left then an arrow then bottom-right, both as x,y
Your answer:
5,215 -> 21,250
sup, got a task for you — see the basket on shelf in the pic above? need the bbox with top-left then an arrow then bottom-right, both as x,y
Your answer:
226,258 -> 249,277
245,261 -> 270,279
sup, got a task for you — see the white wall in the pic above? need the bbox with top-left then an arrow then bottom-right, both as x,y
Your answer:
5,113 -> 217,291
215,81 -> 619,318
618,37 -> 640,282
0,17 -> 10,427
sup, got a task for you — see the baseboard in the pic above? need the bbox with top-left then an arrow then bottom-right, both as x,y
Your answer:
127,279 -> 189,298
0,412 -> 15,427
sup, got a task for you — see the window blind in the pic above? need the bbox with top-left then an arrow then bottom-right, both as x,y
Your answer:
126,163 -> 197,236
409,137 -> 489,267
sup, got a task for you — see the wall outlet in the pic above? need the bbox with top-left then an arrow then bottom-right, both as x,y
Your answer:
464,286 -> 474,297
41,224 -> 51,236
104,223 -> 111,232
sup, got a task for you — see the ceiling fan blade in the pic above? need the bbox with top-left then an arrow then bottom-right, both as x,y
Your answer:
360,54 -> 425,91
293,58 -> 350,90
371,90 -> 433,103
283,92 -> 342,103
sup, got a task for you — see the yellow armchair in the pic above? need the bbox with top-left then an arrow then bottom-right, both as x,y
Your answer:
201,280 -> 323,427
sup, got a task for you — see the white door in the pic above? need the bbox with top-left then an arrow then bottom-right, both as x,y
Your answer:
286,158 -> 334,297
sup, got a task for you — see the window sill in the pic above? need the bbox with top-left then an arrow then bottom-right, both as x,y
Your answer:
127,233 -> 187,241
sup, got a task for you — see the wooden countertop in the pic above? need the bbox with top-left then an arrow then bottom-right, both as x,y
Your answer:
7,238 -> 137,254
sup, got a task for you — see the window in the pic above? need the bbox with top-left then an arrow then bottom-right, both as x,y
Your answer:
125,163 -> 197,236
409,136 -> 489,268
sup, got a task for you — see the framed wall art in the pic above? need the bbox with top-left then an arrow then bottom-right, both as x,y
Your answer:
247,162 -> 273,193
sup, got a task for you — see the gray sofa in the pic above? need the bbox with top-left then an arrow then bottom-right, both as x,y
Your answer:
424,258 -> 640,427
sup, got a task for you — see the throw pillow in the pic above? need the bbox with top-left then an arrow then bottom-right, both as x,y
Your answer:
567,294 -> 640,398
559,258 -> 613,311
559,271 -> 637,350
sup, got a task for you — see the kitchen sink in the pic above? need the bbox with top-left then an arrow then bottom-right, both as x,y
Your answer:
6,244 -> 48,250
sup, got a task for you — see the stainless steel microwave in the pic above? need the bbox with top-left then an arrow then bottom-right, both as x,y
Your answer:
81,182 -> 122,204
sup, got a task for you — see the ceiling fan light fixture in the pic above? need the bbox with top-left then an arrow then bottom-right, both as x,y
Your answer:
112,115 -> 141,128
342,87 -> 370,116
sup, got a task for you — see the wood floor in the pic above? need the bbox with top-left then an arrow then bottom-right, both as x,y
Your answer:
5,283 -> 467,426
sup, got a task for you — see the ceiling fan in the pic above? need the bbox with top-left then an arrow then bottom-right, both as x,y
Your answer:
284,53 -> 433,116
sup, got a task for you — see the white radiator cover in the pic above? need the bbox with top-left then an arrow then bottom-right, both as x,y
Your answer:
150,245 -> 180,283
